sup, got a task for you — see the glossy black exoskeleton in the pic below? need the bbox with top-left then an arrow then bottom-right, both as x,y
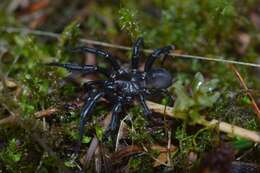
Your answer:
48,37 -> 174,144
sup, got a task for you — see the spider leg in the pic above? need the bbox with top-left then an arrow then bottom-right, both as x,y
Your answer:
131,37 -> 144,71
79,91 -> 105,142
68,47 -> 121,71
47,62 -> 111,77
144,45 -> 174,72
104,101 -> 123,139
139,94 -> 152,118
83,80 -> 105,91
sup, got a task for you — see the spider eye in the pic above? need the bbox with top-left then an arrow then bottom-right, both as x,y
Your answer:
145,68 -> 172,89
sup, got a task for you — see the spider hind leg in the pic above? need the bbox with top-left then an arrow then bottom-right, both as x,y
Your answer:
144,45 -> 174,72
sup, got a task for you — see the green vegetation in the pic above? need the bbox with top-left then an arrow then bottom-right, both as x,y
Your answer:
0,0 -> 259,172
0,138 -> 23,172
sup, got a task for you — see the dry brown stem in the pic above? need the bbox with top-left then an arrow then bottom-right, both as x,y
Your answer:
229,64 -> 260,120
0,115 -> 19,125
35,107 -> 59,118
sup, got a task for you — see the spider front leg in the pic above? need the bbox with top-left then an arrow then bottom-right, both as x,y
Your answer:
79,91 -> 105,142
131,37 -> 144,71
144,45 -> 174,72
68,47 -> 121,71
47,63 -> 111,77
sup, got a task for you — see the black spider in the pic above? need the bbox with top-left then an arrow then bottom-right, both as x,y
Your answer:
48,37 -> 174,143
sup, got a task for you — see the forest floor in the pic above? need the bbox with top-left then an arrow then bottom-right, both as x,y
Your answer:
0,0 -> 260,172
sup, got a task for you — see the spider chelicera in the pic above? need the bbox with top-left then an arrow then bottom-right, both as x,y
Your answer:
49,37 -> 174,142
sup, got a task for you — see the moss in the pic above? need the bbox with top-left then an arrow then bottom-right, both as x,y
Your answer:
128,107 -> 153,144
0,138 -> 23,172
118,7 -> 142,40
0,0 -> 259,172
128,156 -> 154,173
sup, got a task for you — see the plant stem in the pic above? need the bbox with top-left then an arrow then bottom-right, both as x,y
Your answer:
146,101 -> 260,143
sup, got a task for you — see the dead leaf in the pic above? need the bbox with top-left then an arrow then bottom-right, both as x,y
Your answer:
110,144 -> 177,164
237,32 -> 250,55
153,153 -> 168,167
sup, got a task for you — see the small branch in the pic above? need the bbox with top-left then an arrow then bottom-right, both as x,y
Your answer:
147,101 -> 260,143
209,120 -> 260,142
0,115 -> 19,125
35,107 -> 59,118
34,100 -> 84,118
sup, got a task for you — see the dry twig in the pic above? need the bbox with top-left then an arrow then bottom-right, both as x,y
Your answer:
35,107 -> 59,118
147,101 -> 260,143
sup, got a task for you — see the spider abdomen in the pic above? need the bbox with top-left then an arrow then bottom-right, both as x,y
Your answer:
145,68 -> 172,89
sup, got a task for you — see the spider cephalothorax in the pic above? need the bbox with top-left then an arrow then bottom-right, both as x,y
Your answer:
49,37 -> 174,142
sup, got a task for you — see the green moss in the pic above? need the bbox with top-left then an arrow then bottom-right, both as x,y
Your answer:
172,124 -> 213,170
118,7 -> 142,40
128,107 -> 153,144
0,0 -> 259,172
0,35 -> 54,116
58,20 -> 81,60
0,138 -> 23,172
128,156 -> 154,173
209,92 -> 259,130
